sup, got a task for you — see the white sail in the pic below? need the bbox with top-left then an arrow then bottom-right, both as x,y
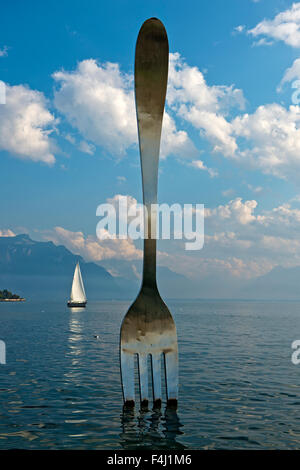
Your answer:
70,262 -> 86,303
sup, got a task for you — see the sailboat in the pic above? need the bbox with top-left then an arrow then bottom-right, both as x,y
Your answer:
67,262 -> 87,307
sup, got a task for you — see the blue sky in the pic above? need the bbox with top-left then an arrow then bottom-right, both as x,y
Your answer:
2,0 -> 300,285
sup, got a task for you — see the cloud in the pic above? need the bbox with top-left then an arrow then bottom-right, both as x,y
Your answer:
247,184 -> 263,193
156,197 -> 300,281
0,84 -> 57,164
252,37 -> 274,47
231,104 -> 300,178
279,57 -> 300,90
162,249 -> 271,281
39,194 -> 174,266
64,133 -> 76,144
53,60 -> 136,156
233,25 -> 245,34
261,235 -> 300,253
201,197 -> 300,277
41,194 -> 149,262
0,229 -> 15,237
222,188 -> 235,198
0,46 -> 8,57
167,53 -> 245,112
167,53 -> 245,157
42,225 -> 142,262
248,3 -> 300,47
78,140 -> 95,155
205,197 -> 258,225
156,197 -> 275,280
160,111 -> 197,159
53,58 -> 195,159
117,175 -> 126,182
190,159 -> 218,177
179,95 -> 300,180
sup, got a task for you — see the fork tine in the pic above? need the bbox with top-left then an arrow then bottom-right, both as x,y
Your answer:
164,351 -> 178,405
138,354 -> 149,406
120,350 -> 135,406
151,353 -> 162,406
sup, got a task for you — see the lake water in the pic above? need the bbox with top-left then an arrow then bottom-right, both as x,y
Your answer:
1,299 -> 300,449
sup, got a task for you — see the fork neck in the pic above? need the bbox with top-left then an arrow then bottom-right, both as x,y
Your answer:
140,134 -> 160,291
143,203 -> 158,290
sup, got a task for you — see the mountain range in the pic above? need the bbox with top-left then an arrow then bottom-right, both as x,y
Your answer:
1,234 -> 300,300
0,234 -> 195,301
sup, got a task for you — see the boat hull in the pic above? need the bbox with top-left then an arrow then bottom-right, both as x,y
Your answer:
67,301 -> 87,308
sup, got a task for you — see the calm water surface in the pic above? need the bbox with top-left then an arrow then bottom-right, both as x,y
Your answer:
1,299 -> 300,449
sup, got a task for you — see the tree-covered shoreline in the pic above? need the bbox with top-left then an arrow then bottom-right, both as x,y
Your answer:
0,289 -> 24,300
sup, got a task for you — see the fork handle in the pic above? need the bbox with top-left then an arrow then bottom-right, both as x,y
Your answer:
134,18 -> 169,289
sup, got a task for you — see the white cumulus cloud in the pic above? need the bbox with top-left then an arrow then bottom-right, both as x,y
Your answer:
53,60 -> 136,156
232,104 -> 300,178
42,225 -> 142,262
206,197 -> 258,225
0,84 -> 57,164
248,3 -> 300,47
53,58 -> 195,160
167,53 -> 245,157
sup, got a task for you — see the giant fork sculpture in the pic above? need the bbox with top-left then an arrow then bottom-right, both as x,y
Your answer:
120,18 -> 178,408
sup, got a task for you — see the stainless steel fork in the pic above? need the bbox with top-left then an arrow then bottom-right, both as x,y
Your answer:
120,18 -> 178,408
